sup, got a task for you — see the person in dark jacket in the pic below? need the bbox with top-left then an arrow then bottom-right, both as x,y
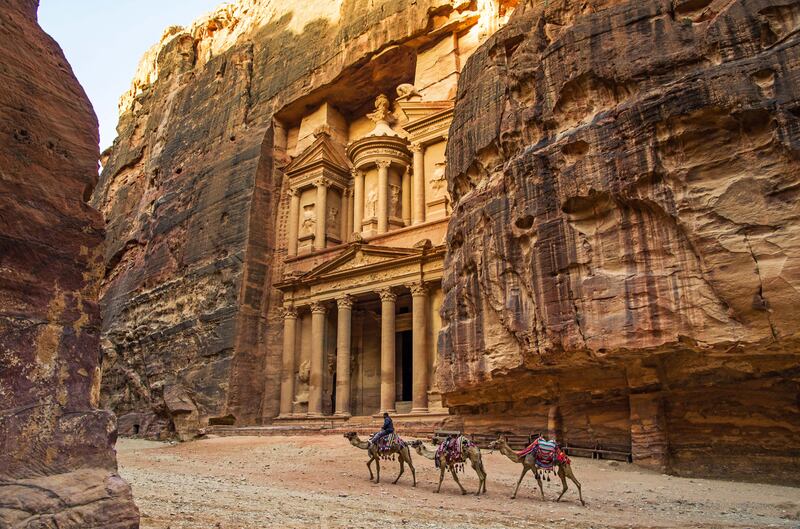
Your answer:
369,412 -> 394,448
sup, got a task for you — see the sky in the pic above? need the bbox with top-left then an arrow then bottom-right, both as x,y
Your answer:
38,0 -> 224,151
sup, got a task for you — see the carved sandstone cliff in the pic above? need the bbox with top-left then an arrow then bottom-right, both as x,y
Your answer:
440,0 -> 800,482
0,1 -> 139,526
94,0 -> 496,438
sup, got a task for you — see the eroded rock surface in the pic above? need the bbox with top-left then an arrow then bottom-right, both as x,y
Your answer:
0,1 -> 139,526
94,0 -> 491,439
440,0 -> 800,482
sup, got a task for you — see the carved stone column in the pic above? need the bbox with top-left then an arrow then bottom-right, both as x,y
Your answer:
308,301 -> 327,417
401,166 -> 411,226
287,188 -> 300,257
376,160 -> 390,234
378,288 -> 397,413
352,169 -> 364,237
411,143 -> 425,225
338,188 -> 348,242
343,189 -> 353,241
409,283 -> 429,413
279,306 -> 298,417
314,179 -> 328,251
335,295 -> 353,416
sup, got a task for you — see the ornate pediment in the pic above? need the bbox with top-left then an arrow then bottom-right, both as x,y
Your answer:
284,132 -> 351,178
300,243 -> 422,281
395,100 -> 453,127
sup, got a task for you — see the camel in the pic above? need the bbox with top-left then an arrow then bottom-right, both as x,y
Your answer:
343,431 -> 416,487
410,436 -> 487,495
488,435 -> 584,505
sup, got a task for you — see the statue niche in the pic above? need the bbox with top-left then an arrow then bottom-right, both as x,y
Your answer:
390,184 -> 401,218
366,187 -> 378,218
327,205 -> 339,236
301,204 -> 316,235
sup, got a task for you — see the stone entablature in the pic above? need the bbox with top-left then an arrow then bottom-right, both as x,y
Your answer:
278,241 -> 445,306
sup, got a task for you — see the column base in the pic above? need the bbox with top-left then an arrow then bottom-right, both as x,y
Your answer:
334,412 -> 351,418
380,409 -> 397,414
307,412 -> 325,418
410,407 -> 429,415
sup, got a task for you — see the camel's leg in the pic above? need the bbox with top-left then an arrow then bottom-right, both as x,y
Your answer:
449,465 -> 467,495
393,455 -> 405,484
406,452 -> 416,487
469,455 -> 486,495
375,456 -> 381,484
435,466 -> 446,493
532,470 -> 545,500
563,465 -> 584,505
367,456 -> 375,481
511,466 -> 529,499
555,466 -> 569,502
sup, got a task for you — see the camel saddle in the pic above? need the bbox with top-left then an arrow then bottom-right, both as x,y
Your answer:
435,435 -> 475,469
376,433 -> 406,452
515,438 -> 570,470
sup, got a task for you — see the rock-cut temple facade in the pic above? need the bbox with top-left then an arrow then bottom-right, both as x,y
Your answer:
272,22 -> 494,423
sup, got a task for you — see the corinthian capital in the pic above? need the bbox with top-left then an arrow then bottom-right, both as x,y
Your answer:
281,306 -> 298,319
407,282 -> 428,297
376,160 -> 391,170
377,287 -> 397,303
310,302 -> 328,314
336,294 -> 354,309
409,142 -> 423,153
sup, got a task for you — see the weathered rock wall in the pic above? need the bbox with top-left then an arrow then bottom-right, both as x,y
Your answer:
94,0 -> 483,438
440,0 -> 800,482
0,1 -> 139,526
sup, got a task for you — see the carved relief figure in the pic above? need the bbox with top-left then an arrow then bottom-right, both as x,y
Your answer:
294,359 -> 311,405
430,161 -> 447,196
390,184 -> 401,217
301,204 -> 316,235
366,188 -> 378,218
327,206 -> 339,234
367,94 -> 393,125
396,83 -> 421,101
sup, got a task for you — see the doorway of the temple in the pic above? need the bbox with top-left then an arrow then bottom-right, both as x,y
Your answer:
398,330 -> 413,402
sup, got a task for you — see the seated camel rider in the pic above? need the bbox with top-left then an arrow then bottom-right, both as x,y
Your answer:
369,412 -> 394,448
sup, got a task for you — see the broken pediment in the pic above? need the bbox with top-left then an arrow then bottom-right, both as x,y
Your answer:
284,131 -> 351,178
395,100 -> 453,126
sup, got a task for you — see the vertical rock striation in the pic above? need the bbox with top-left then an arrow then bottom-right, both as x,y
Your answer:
94,0 -> 484,438
0,1 -> 139,527
441,0 -> 800,482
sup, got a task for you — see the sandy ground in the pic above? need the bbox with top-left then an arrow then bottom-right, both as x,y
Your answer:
117,435 -> 799,529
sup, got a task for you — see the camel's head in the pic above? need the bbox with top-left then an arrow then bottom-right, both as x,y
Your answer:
343,431 -> 358,441
488,435 -> 508,449
409,440 -> 424,452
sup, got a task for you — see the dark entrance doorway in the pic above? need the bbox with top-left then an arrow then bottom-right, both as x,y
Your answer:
399,330 -> 413,402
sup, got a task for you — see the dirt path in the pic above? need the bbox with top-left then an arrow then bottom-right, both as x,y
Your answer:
117,435 -> 799,529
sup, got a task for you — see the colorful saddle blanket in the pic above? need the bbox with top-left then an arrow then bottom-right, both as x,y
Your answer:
376,433 -> 406,452
434,435 -> 475,469
515,438 -> 570,470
